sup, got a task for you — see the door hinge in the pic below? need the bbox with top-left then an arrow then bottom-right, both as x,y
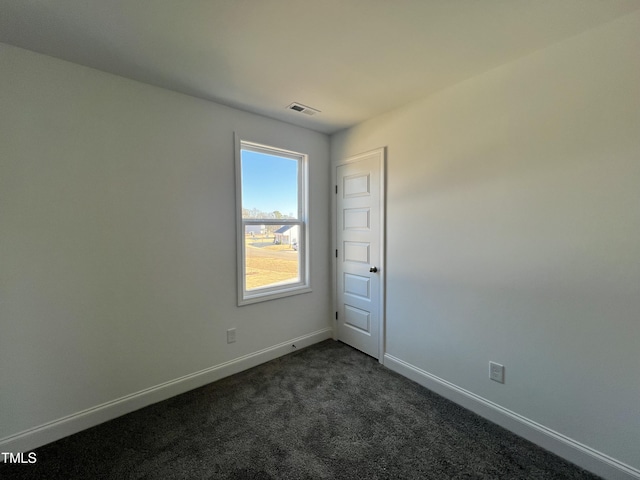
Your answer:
335,311 -> 338,320
335,185 -> 338,194
335,249 -> 338,258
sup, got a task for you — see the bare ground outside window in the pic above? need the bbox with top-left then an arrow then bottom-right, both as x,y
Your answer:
245,233 -> 299,290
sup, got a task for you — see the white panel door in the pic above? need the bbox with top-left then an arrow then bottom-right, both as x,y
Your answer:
336,149 -> 384,359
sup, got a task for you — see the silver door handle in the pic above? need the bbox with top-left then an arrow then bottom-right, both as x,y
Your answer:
369,266 -> 378,273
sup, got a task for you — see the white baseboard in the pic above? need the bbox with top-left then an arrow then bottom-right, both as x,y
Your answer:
0,328 -> 333,456
383,354 -> 640,480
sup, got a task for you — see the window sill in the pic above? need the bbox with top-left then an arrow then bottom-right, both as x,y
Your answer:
238,285 -> 312,306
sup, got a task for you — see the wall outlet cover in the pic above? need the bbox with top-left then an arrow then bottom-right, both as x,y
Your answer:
489,361 -> 505,383
227,328 -> 236,344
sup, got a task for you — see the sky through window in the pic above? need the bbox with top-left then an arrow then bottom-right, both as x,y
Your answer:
241,150 -> 298,218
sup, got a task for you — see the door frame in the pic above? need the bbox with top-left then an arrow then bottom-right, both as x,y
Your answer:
332,147 -> 386,362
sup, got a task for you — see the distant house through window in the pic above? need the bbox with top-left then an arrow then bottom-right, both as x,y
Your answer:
235,138 -> 310,305
274,225 -> 299,249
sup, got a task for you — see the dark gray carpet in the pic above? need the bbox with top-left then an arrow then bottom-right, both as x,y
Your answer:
1,340 -> 600,479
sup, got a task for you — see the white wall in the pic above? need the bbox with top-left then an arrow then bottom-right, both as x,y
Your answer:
0,44 -> 331,448
332,11 -> 640,478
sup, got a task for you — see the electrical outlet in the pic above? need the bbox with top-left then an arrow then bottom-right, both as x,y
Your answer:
227,328 -> 236,344
489,361 -> 505,383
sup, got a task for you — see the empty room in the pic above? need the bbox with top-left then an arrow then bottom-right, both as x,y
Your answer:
1,1 -> 639,479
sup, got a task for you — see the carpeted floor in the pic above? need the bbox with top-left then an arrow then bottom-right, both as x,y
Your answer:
1,340 -> 600,479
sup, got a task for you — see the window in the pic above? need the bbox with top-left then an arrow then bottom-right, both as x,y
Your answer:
235,138 -> 310,305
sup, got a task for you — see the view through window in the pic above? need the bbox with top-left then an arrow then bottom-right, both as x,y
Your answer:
237,140 -> 309,304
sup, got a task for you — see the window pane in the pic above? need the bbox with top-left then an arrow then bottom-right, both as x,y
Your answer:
241,149 -> 299,219
244,224 -> 300,291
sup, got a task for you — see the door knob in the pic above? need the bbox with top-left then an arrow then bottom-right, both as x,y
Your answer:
369,266 -> 378,273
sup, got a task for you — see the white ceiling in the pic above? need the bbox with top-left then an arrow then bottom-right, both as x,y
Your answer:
2,0 -> 639,134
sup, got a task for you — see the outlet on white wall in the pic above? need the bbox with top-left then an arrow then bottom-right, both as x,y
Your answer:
489,361 -> 505,383
227,328 -> 236,344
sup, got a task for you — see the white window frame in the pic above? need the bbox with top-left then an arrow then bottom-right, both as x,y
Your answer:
235,136 -> 311,306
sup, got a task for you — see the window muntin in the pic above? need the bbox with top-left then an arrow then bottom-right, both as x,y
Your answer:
236,140 -> 309,304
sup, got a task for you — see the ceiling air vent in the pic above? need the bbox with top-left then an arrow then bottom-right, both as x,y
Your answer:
287,102 -> 320,116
